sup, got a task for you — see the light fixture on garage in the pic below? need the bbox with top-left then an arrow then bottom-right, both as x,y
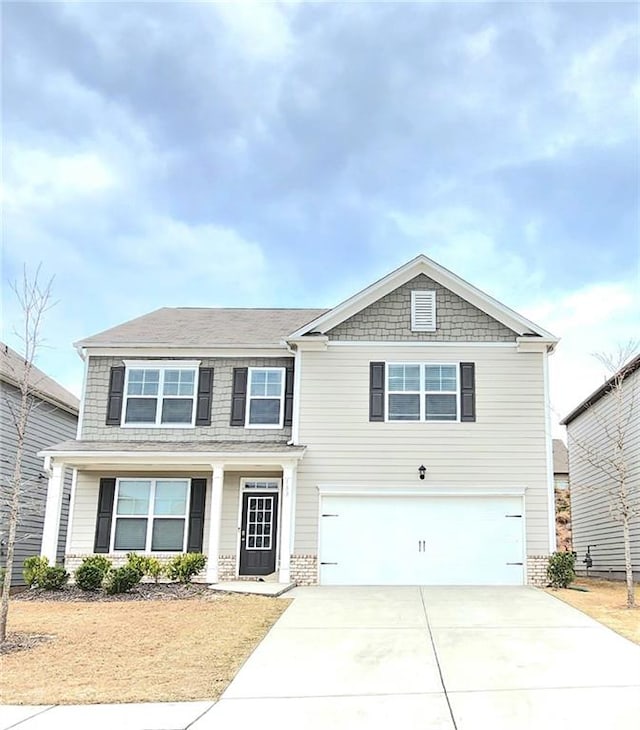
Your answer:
418,465 -> 426,480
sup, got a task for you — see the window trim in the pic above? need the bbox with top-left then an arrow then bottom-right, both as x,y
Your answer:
110,477 -> 191,553
121,360 -> 201,428
386,362 -> 460,423
244,367 -> 286,429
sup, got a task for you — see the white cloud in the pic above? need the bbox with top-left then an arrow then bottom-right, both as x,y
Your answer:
2,146 -> 116,209
523,280 -> 640,436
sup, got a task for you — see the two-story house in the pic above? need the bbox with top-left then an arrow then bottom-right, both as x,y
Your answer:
1,343 -> 79,585
40,255 -> 558,586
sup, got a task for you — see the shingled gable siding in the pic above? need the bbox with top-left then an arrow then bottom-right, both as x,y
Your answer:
81,356 -> 293,442
326,274 -> 518,341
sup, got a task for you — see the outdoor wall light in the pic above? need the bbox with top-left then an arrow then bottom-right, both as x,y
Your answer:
418,465 -> 426,480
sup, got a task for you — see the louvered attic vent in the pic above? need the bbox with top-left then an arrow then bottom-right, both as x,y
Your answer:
411,290 -> 436,331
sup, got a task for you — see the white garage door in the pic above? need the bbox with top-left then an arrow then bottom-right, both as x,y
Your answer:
319,495 -> 524,586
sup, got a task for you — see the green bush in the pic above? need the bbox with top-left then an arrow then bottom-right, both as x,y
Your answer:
547,551 -> 576,588
126,553 -> 165,583
165,553 -> 206,583
23,556 -> 49,588
103,565 -> 142,595
145,558 -> 164,583
75,556 -> 112,591
37,566 -> 69,590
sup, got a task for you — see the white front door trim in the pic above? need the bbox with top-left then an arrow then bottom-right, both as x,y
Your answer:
236,477 -> 282,579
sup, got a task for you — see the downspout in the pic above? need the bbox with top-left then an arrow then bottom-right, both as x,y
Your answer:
543,346 -> 557,554
285,341 -> 300,446
75,346 -> 89,439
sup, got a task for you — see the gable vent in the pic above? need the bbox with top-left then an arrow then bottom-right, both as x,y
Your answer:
411,290 -> 436,331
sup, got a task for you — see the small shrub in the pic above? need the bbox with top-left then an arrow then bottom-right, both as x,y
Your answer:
23,556 -> 49,588
37,566 -> 69,590
547,551 -> 576,588
126,553 -> 165,583
145,558 -> 165,583
103,565 -> 142,595
165,553 -> 206,583
75,556 -> 113,591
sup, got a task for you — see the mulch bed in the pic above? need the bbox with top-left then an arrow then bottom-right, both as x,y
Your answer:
0,632 -> 54,656
13,582 -> 220,603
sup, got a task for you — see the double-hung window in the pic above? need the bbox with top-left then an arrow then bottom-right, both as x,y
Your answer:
387,363 -> 458,422
246,367 -> 285,428
112,478 -> 190,552
123,361 -> 199,426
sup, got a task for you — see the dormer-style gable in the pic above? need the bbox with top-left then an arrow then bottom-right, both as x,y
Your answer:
287,255 -> 557,349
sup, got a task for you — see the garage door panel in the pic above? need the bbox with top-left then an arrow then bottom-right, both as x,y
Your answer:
319,495 -> 524,586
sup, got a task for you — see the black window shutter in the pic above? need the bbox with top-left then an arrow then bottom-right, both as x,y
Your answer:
187,478 -> 207,553
460,362 -> 476,422
94,478 -> 116,553
230,367 -> 248,426
105,366 -> 125,425
284,366 -> 294,427
195,367 -> 214,426
369,362 -> 385,422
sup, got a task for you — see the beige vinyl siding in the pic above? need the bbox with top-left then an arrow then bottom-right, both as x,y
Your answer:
294,344 -> 551,555
69,470 -> 212,555
69,469 -> 284,559
567,370 -> 639,577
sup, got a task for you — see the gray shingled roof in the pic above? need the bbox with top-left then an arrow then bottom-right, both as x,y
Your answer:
41,440 -> 306,454
552,439 -> 568,475
76,307 -> 329,348
0,343 -> 79,414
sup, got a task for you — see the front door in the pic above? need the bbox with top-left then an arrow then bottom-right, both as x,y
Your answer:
239,491 -> 279,576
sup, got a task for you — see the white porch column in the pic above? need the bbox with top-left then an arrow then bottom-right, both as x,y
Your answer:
40,460 -> 65,564
205,463 -> 224,583
278,463 -> 297,583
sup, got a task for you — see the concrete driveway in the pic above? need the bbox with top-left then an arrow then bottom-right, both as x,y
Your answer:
199,586 -> 640,730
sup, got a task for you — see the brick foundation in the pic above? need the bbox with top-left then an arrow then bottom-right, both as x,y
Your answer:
290,554 -> 318,585
527,555 -> 549,587
217,555 -> 236,582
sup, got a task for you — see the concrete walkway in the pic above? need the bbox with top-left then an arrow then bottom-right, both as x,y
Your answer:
2,587 -> 640,729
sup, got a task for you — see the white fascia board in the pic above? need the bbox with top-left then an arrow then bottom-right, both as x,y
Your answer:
317,484 -> 527,497
37,449 -> 306,468
283,337 -> 328,351
83,346 -> 289,358
287,254 -> 558,341
516,338 -> 559,353
327,341 -> 517,348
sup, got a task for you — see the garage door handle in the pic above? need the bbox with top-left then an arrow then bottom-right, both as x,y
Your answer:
320,562 -> 338,565
506,562 -> 523,565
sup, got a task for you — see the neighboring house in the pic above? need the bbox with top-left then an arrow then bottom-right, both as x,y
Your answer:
0,344 -> 79,585
552,439 -> 572,552
39,255 -> 558,586
553,439 -> 569,490
561,355 -> 639,580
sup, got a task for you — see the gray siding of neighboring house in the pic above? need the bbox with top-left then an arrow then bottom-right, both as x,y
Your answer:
326,274 -> 519,341
81,356 -> 293,442
567,370 -> 639,580
0,381 -> 77,585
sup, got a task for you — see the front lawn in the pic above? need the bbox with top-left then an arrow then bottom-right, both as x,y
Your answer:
547,577 -> 639,645
1,590 -> 289,705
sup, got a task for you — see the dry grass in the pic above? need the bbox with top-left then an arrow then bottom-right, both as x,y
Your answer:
1,594 -> 289,705
547,577 -> 640,645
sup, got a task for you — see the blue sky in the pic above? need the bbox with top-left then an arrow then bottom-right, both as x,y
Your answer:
2,1 -> 638,433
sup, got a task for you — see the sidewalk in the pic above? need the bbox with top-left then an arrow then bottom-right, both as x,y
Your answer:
0,702 -> 215,730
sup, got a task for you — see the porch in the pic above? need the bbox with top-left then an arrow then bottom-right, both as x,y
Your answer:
38,440 -> 306,584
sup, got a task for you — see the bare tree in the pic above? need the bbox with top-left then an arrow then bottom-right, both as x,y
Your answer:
567,340 -> 639,609
0,266 -> 55,644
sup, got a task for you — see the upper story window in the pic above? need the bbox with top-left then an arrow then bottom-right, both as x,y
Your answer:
411,290 -> 436,331
122,360 -> 200,427
112,478 -> 189,552
246,367 -> 285,428
387,363 -> 458,421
